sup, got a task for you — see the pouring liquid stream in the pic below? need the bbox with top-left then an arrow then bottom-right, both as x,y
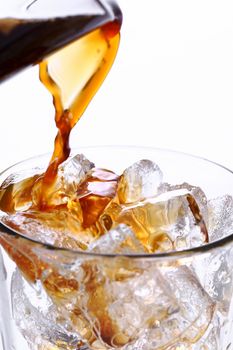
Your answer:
33,20 -> 121,208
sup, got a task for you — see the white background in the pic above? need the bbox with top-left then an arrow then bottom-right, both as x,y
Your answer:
1,0 -> 233,172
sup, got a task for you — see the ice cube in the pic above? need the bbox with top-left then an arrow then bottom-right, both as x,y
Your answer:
190,318 -> 220,350
58,153 -> 95,195
11,269 -> 83,349
0,167 -> 42,190
0,174 -> 41,213
102,188 -> 208,253
32,154 -> 95,207
118,160 -> 163,204
1,210 -> 92,250
76,168 -> 119,228
193,244 -> 233,315
191,195 -> 233,312
161,266 -> 215,337
88,224 -> 146,254
208,195 -> 233,242
81,263 -> 215,349
134,266 -> 214,349
159,182 -> 208,223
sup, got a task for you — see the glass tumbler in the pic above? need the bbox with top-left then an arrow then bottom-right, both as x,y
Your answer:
1,0 -> 233,350
1,146 -> 233,350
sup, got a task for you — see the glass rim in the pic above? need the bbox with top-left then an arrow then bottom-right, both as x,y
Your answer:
1,145 -> 233,260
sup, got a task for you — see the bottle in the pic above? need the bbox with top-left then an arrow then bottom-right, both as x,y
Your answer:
0,0 -> 122,82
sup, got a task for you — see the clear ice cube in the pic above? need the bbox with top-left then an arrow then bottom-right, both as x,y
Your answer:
164,182 -> 208,224
1,210 -> 91,250
208,195 -> 233,242
0,174 -> 41,213
0,167 -> 42,189
32,153 -> 95,207
11,269 -> 82,350
192,195 -> 233,313
88,224 -> 146,254
76,168 -> 119,228
118,160 -> 163,204
58,154 -> 95,196
193,244 -> 233,314
103,187 -> 208,252
80,263 -> 215,349
190,317 -> 220,350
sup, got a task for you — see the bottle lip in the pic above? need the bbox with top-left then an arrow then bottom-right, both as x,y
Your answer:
0,0 -> 108,20
1,145 -> 233,261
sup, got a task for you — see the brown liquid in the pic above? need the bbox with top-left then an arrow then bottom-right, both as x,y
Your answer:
34,20 -> 121,208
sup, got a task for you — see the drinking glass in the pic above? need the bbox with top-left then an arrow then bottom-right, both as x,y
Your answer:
1,146 -> 233,350
1,1 -> 233,350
